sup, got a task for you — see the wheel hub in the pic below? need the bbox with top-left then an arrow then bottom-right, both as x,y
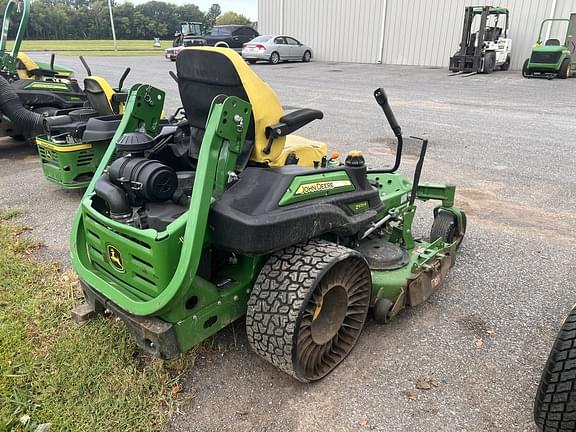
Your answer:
310,285 -> 348,345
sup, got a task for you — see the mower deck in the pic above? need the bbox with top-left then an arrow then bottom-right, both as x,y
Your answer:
73,231 -> 457,360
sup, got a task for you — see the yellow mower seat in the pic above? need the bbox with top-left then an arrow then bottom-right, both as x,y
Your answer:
16,53 -> 37,79
84,76 -> 123,115
176,47 -> 327,168
16,52 -> 73,80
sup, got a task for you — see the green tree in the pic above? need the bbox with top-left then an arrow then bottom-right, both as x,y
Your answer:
1,0 -> 217,40
177,3 -> 203,24
203,3 -> 220,29
216,11 -> 252,26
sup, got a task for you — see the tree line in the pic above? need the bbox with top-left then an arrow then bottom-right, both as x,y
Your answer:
1,0 -> 253,40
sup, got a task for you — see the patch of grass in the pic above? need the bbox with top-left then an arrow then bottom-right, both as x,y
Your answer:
6,40 -> 171,56
0,210 -> 22,221
0,211 -> 191,431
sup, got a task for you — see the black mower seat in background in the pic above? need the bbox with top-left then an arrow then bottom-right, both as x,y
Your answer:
84,77 -> 115,116
545,39 -> 561,46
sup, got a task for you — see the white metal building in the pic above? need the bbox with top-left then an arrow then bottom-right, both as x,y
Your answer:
258,0 -> 576,69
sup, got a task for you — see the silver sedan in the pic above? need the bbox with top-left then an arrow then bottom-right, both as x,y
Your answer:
241,35 -> 313,64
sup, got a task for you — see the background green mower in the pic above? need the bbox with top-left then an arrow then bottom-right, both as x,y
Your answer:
35,57 -> 133,189
0,0 -> 86,142
523,14 -> 576,79
71,48 -> 466,382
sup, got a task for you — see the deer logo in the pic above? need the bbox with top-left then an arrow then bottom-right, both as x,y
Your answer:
107,245 -> 124,272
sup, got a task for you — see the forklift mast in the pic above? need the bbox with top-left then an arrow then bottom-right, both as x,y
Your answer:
458,6 -> 508,57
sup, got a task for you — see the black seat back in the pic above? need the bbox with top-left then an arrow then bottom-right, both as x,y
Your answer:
84,77 -> 115,116
545,38 -> 561,46
176,49 -> 255,167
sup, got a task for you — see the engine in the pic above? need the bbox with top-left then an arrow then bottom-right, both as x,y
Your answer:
94,130 -> 195,231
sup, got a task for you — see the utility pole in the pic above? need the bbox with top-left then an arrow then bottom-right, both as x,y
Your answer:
107,0 -> 117,51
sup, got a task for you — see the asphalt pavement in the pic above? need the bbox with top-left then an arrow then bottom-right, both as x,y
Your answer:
1,54 -> 575,431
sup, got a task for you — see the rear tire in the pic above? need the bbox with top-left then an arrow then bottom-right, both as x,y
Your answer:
522,59 -> 531,78
269,51 -> 280,65
430,211 -> 466,250
302,50 -> 312,63
246,240 -> 371,382
501,55 -> 511,71
559,58 -> 571,79
483,52 -> 496,74
534,307 -> 576,431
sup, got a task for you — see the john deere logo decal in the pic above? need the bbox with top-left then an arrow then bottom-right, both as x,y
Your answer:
295,180 -> 352,195
107,245 -> 124,272
26,82 -> 69,90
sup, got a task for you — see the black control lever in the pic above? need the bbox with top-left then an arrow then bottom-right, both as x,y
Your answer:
408,136 -> 428,206
374,87 -> 401,138
79,56 -> 92,76
372,87 -> 403,173
118,67 -> 131,90
50,54 -> 55,71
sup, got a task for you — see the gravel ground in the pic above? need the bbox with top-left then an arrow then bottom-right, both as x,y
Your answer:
1,54 -> 575,431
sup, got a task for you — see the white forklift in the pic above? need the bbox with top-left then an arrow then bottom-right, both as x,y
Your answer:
449,6 -> 512,75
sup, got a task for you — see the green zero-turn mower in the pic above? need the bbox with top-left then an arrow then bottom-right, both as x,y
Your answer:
0,0 -> 74,82
70,47 -> 467,382
534,304 -> 576,431
0,0 -> 86,141
523,14 -> 576,79
35,57 -> 133,189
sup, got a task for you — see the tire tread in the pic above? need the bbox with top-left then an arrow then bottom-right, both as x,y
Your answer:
246,240 -> 364,381
535,307 -> 576,431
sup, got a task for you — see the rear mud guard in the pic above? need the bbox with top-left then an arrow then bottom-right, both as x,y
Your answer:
73,280 -> 181,359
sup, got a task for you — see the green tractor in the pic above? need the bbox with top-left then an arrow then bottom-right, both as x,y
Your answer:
71,47 -> 467,382
523,14 -> 576,79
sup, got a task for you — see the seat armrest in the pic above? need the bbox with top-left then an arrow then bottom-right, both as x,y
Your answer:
265,109 -> 323,139
263,109 -> 324,155
280,109 -> 323,126
111,93 -> 128,104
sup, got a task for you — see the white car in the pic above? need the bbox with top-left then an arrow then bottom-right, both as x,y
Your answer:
164,45 -> 184,61
242,35 -> 313,65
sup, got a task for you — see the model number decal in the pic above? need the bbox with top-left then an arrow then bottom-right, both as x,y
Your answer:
295,180 -> 352,195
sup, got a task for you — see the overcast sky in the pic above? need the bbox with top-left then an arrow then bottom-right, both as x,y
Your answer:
122,0 -> 258,20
